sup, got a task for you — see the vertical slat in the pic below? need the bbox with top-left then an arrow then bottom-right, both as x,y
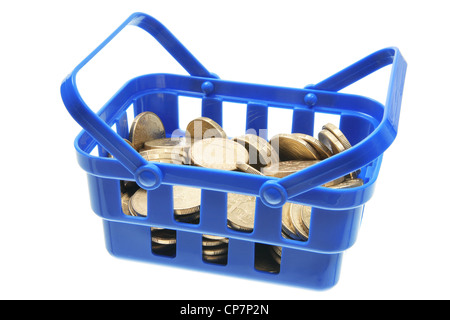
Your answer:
201,97 -> 223,127
227,238 -> 255,271
246,103 -> 268,139
340,114 -> 374,147
252,198 -> 283,242
292,107 -> 314,135
199,190 -> 227,232
116,112 -> 129,140
146,185 -> 174,227
175,230 -> 202,263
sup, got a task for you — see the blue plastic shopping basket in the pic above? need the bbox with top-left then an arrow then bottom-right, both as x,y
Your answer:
61,12 -> 407,290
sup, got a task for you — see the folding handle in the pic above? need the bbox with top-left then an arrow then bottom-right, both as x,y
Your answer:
61,12 -> 217,190
259,48 -> 407,208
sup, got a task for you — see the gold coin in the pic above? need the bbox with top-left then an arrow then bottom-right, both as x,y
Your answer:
318,129 -> 345,154
151,235 -> 177,245
261,160 -> 320,178
322,123 -> 352,150
255,245 -> 280,273
129,112 -> 166,150
190,138 -> 249,171
300,206 -> 311,232
322,176 -> 346,187
271,245 -> 282,258
203,234 -> 230,242
289,204 -> 309,241
173,185 -> 201,216
270,133 -> 320,161
203,253 -> 228,264
129,188 -> 147,217
185,117 -> 227,141
202,245 -> 229,256
140,150 -> 187,164
202,237 -> 229,247
233,134 -> 279,167
174,211 -> 200,224
154,159 -> 185,165
121,192 -> 133,216
281,202 -> 302,240
227,193 -> 256,232
292,133 -> 332,159
129,186 -> 202,217
141,148 -> 188,158
142,137 -> 189,152
329,178 -> 364,189
269,246 -> 282,265
140,149 -> 187,159
236,162 -> 264,175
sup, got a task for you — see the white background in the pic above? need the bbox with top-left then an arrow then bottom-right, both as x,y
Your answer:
1,0 -> 449,300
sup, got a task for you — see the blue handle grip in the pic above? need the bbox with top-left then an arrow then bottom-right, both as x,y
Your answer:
272,48 -> 407,203
61,13 -> 217,189
61,12 -> 407,207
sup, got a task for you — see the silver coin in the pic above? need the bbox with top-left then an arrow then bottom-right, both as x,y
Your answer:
227,220 -> 253,233
129,188 -> 148,217
151,236 -> 177,245
202,238 -> 228,247
329,178 -> 364,189
261,160 -> 320,178
322,176 -> 346,187
140,148 -> 189,158
233,134 -> 279,167
186,117 -> 227,141
227,193 -> 256,232
203,253 -> 228,264
270,133 -> 321,161
292,133 -> 332,159
174,211 -> 200,224
289,203 -> 309,241
254,245 -> 280,273
281,202 -> 303,240
202,244 -> 229,256
121,192 -> 132,216
318,129 -> 346,154
143,137 -> 189,152
129,112 -> 166,151
130,185 -> 202,218
269,246 -> 282,265
190,138 -> 249,171
322,123 -> 352,150
173,185 -> 202,216
300,206 -> 311,232
236,162 -> 264,175
140,150 -> 187,163
203,234 -> 230,242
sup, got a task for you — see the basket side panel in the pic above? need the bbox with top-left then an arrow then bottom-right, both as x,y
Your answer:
307,206 -> 364,253
87,174 -> 122,220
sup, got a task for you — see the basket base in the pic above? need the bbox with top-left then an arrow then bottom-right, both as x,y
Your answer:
103,220 -> 343,290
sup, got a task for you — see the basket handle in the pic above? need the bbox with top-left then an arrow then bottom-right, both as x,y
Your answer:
259,48 -> 407,208
61,12 -> 217,189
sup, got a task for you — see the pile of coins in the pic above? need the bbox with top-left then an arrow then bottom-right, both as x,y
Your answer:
118,111 -> 364,266
202,235 -> 229,265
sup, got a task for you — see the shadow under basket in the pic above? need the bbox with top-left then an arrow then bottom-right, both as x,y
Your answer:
61,12 -> 407,290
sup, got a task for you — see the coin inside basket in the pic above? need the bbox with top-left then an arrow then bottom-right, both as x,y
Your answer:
117,112 -> 365,267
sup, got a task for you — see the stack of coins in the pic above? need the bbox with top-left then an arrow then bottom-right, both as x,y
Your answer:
202,234 -> 229,265
151,227 -> 176,256
254,243 -> 282,273
117,111 -> 365,262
